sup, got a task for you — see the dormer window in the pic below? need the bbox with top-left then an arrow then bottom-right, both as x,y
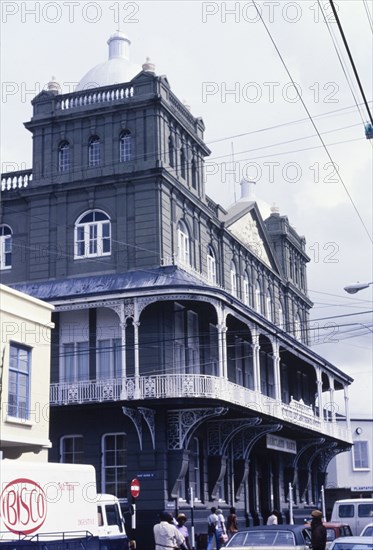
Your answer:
120,130 -> 131,162
58,141 -> 70,172
0,225 -> 12,270
75,210 -> 111,258
88,136 -> 101,167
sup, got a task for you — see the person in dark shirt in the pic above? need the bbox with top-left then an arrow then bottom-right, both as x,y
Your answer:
310,510 -> 327,550
226,507 -> 238,539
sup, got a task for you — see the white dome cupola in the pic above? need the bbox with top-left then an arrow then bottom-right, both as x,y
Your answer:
75,31 -> 142,91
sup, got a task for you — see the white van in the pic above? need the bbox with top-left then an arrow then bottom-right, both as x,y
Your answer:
330,499 -> 373,536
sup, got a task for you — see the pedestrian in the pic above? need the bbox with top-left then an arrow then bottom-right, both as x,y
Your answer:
153,510 -> 186,550
206,507 -> 220,550
226,507 -> 238,539
216,509 -> 228,546
310,509 -> 327,550
176,513 -> 191,550
267,510 -> 279,525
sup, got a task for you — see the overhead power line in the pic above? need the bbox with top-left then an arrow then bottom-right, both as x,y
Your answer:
363,0 -> 373,32
318,0 -> 368,129
329,0 -> 373,126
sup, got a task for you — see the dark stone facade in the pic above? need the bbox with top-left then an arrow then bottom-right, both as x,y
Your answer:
1,58 -> 352,548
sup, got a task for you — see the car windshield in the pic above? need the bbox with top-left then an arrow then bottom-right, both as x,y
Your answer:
362,527 -> 373,537
229,530 -> 297,546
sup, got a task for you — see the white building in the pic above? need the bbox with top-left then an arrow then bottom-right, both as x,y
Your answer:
0,284 -> 54,461
326,417 -> 373,515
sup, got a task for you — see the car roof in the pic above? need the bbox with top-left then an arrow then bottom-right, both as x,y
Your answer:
304,521 -> 350,527
334,499 -> 373,503
239,525 -> 309,532
332,536 -> 373,543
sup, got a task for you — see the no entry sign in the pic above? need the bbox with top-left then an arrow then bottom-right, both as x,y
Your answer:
130,478 -> 140,498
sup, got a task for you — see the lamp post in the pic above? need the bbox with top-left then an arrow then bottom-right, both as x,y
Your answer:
344,282 -> 373,294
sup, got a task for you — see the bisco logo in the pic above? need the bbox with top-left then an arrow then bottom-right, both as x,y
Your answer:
0,478 -> 47,535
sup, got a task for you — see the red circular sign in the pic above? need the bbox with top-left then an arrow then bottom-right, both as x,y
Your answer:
130,478 -> 140,498
0,478 -> 47,535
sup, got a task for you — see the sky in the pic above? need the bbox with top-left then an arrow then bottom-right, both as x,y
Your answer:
1,0 -> 372,416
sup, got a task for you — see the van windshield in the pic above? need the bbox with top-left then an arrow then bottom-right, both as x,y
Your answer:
105,504 -> 123,532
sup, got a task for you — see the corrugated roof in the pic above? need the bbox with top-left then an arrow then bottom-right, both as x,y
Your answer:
10,266 -> 204,301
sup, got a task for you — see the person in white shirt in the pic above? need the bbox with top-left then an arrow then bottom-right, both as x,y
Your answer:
267,510 -> 279,525
207,507 -> 220,550
153,511 -> 186,550
216,509 -> 228,544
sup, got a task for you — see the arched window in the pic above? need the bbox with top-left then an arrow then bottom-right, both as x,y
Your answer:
294,313 -> 303,341
88,136 -> 101,167
177,221 -> 190,265
119,130 -> 131,162
230,261 -> 238,297
169,133 -> 175,168
255,279 -> 262,314
58,141 -> 70,172
266,287 -> 273,322
191,157 -> 197,190
0,225 -> 12,270
180,145 -> 186,179
278,301 -> 285,330
75,210 -> 111,258
243,272 -> 251,306
207,246 -> 217,285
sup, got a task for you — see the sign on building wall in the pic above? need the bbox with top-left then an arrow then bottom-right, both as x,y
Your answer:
266,434 -> 297,454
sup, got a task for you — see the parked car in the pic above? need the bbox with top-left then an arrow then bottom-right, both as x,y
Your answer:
225,525 -> 312,549
329,536 -> 373,550
304,522 -> 353,549
360,524 -> 373,537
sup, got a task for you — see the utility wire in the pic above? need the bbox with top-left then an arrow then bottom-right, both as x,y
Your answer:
206,102 -> 372,145
329,0 -> 373,125
363,0 -> 373,32
318,0 -> 367,128
208,122 -> 362,162
252,0 -> 372,244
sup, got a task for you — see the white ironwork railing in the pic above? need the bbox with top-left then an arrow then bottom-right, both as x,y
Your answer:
55,84 -> 134,111
1,170 -> 32,191
50,374 -> 351,442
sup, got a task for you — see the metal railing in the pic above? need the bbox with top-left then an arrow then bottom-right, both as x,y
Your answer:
50,373 -> 351,442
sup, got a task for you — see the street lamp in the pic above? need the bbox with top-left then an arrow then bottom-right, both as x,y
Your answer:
344,282 -> 373,294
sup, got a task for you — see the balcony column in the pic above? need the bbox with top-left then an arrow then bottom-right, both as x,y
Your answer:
344,385 -> 351,433
252,331 -> 261,393
217,323 -> 227,378
133,318 -> 141,399
272,340 -> 281,402
329,377 -> 336,422
120,321 -> 127,381
316,367 -> 324,426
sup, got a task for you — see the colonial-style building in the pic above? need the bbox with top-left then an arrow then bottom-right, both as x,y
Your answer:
0,31 -> 353,546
